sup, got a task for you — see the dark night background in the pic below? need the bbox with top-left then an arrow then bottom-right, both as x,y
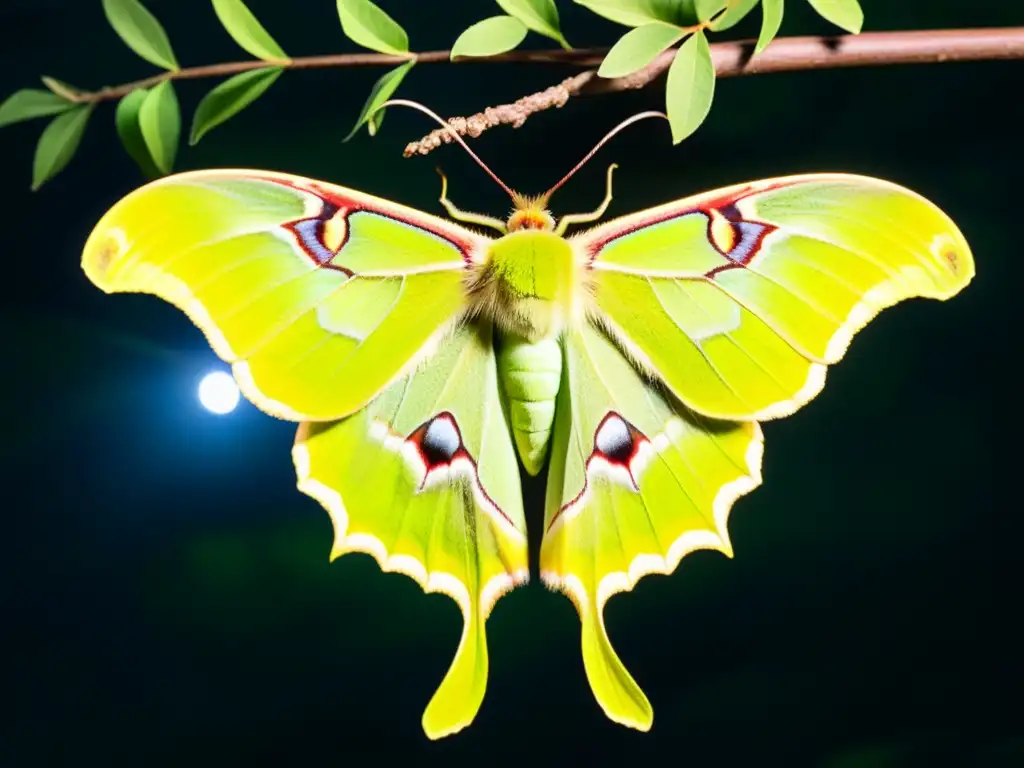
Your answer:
2,1 -> 1022,765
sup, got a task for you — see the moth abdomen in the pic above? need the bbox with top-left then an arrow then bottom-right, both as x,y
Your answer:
497,333 -> 563,476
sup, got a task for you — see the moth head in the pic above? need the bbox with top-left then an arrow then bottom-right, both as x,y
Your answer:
503,108 -> 669,233
507,193 -> 555,232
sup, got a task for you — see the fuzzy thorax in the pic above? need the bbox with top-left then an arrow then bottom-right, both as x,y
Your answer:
467,229 -> 581,341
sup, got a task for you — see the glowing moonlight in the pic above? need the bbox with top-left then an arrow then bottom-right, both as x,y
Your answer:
198,371 -> 240,414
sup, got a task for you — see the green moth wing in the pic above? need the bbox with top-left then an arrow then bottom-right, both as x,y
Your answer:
81,169 -> 490,421
294,320 -> 528,738
540,323 -> 763,730
578,173 -> 974,421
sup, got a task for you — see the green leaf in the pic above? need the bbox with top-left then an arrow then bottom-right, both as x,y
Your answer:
40,77 -> 83,101
575,0 -> 697,28
212,0 -> 290,62
708,0 -> 760,30
336,0 -> 410,55
115,89 -> 161,178
102,0 -> 180,70
598,23 -> 683,78
451,16 -> 528,59
807,0 -> 862,33
138,80 -> 180,174
189,67 -> 283,144
756,0 -> 784,53
496,0 -> 569,48
665,30 -> 715,144
31,105 -> 94,190
0,89 -> 75,128
344,59 -> 415,142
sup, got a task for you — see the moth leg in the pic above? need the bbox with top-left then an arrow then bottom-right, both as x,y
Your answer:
436,168 -> 508,234
554,164 -> 618,236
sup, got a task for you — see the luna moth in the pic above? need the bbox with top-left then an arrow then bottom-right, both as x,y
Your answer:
80,101 -> 973,739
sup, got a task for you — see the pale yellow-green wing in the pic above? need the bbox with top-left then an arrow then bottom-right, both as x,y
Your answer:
576,174 -> 973,421
82,169 -> 490,421
541,324 -> 762,731
294,321 -> 528,739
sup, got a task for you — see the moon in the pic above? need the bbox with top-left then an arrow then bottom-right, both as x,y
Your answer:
198,371 -> 240,415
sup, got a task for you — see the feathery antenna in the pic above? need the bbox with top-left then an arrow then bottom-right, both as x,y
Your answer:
380,101 -> 668,208
378,99 -> 516,199
543,111 -> 668,201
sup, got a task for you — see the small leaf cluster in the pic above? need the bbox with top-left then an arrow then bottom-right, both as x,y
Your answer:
452,1 -> 570,58
0,0 -> 292,188
0,0 -> 864,190
580,0 -> 863,143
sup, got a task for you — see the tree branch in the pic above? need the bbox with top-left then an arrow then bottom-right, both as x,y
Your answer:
405,26 -> 1024,155
73,49 -> 610,104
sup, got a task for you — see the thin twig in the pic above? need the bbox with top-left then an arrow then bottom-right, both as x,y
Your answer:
72,49 -> 610,103
405,26 -> 1024,155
